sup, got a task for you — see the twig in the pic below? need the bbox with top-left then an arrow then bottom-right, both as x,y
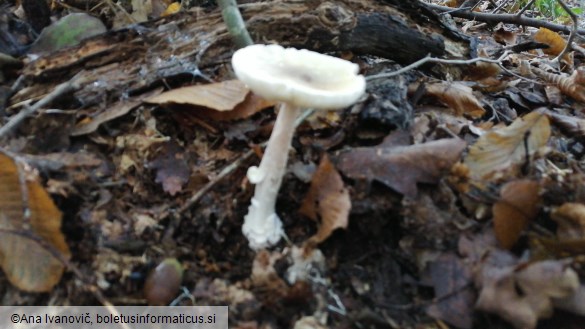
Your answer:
217,0 -> 253,48
553,0 -> 579,62
516,0 -> 536,17
491,0 -> 511,13
424,2 -> 585,35
366,51 -> 510,80
0,73 -> 86,139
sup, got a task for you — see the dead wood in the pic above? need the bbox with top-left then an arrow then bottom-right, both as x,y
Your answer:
10,0 -> 472,110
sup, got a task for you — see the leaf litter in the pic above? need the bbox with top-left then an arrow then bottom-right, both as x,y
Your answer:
3,1 -> 585,328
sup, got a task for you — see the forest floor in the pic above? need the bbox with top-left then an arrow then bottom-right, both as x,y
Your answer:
1,0 -> 585,328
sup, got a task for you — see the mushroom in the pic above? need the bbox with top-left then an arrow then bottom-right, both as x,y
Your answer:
232,44 -> 366,250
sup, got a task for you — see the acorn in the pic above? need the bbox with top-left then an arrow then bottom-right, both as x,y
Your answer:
144,258 -> 184,305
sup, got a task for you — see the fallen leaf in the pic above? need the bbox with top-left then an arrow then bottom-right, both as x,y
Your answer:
532,67 -> 585,104
494,25 -> 517,45
424,82 -> 486,118
465,111 -> 550,181
148,143 -> 191,196
0,151 -> 70,292
475,259 -> 579,329
493,180 -> 541,249
162,2 -> 181,16
534,28 -> 566,56
299,155 -> 350,244
425,253 -> 475,329
551,203 -> 585,240
337,130 -> 467,198
71,88 -> 163,136
146,80 -> 274,121
147,80 -> 249,110
549,112 -> 585,137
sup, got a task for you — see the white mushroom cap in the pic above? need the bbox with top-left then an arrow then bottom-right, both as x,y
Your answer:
232,44 -> 366,110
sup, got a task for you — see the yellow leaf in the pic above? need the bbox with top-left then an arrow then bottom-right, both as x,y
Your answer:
534,28 -> 566,56
465,111 -> 550,180
162,2 -> 181,16
0,151 -> 70,292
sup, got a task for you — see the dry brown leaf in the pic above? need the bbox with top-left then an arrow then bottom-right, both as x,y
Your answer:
337,130 -> 467,198
424,82 -> 486,118
425,253 -> 475,329
493,25 -> 517,45
464,49 -> 502,81
534,28 -> 566,56
0,151 -> 70,292
299,155 -> 350,244
493,180 -> 541,249
464,111 -> 550,181
71,88 -> 162,136
148,142 -> 190,196
147,80 -> 275,121
475,260 -> 579,329
532,67 -> 585,103
551,203 -> 585,240
147,80 -> 248,110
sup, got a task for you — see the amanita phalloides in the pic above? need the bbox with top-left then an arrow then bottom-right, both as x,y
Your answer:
232,44 -> 365,250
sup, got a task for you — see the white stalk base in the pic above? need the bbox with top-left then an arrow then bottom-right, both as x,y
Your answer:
243,103 -> 301,250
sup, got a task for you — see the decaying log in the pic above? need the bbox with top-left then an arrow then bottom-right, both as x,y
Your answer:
11,0 -> 472,108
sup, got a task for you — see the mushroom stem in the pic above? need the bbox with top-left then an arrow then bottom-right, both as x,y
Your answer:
243,102 -> 301,250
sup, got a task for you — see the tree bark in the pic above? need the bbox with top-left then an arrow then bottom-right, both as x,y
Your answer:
13,0 -> 472,108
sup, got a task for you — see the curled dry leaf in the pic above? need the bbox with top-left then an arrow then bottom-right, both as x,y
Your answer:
299,155 -> 350,245
146,79 -> 275,121
464,111 -> 550,181
531,67 -> 585,104
423,82 -> 486,118
533,28 -> 566,57
492,180 -> 541,249
0,151 -> 70,292
475,260 -> 579,329
337,130 -> 467,198
551,203 -> 585,240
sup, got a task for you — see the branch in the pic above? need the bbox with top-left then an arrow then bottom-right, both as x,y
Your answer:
423,2 -> 585,36
553,0 -> 579,62
0,73 -> 86,139
366,51 -> 510,80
